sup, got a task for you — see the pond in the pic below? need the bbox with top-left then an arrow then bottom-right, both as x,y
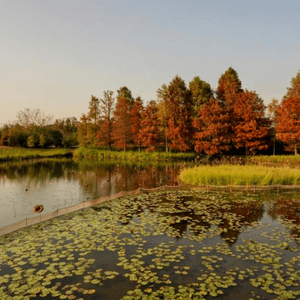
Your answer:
1,189 -> 300,299
0,159 -> 185,230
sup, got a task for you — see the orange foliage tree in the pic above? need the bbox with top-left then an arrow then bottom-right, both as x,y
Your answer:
276,71 -> 300,154
131,96 -> 144,151
139,100 -> 160,151
193,98 -> 231,155
112,87 -> 133,151
194,67 -> 270,155
232,90 -> 270,155
158,76 -> 193,152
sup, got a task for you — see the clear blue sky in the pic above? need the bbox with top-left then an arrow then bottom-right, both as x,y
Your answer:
1,0 -> 300,125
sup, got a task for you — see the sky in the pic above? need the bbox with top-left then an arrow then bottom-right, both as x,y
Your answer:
1,0 -> 300,125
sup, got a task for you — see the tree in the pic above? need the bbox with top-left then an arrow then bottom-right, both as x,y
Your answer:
193,98 -> 231,155
217,67 -> 242,104
112,87 -> 133,151
96,90 -> 115,150
189,76 -> 213,114
157,84 -> 170,152
39,133 -> 46,148
267,99 -> 279,155
131,97 -> 144,151
16,108 -> 53,128
276,71 -> 300,154
232,90 -> 270,155
77,114 -> 89,147
139,100 -> 159,152
158,76 -> 193,152
196,67 -> 250,155
87,96 -> 100,125
27,135 -> 37,148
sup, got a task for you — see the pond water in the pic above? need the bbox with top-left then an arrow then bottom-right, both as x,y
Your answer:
0,159 -> 185,229
1,189 -> 300,299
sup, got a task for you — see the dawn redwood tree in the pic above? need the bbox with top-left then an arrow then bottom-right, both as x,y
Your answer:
112,87 -> 133,151
131,96 -> 144,151
193,98 -> 231,155
267,99 -> 279,155
217,67 -> 242,104
158,76 -> 193,152
139,100 -> 160,152
189,76 -> 213,115
96,90 -> 115,150
194,67 -> 242,155
157,84 -> 170,152
232,90 -> 270,155
87,96 -> 101,125
77,114 -> 89,146
276,71 -> 300,154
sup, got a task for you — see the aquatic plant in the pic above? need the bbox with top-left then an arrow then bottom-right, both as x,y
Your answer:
180,165 -> 300,186
1,189 -> 300,299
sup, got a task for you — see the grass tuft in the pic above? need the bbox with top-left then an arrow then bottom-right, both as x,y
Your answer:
179,165 -> 300,186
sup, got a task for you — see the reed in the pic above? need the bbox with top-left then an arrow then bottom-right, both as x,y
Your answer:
179,165 -> 300,186
0,148 -> 73,162
247,155 -> 300,168
73,147 -> 195,162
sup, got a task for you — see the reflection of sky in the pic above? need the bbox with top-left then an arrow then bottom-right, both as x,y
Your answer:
0,176 -> 91,228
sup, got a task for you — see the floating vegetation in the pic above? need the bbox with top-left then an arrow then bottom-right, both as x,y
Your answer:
73,147 -> 196,162
180,165 -> 300,186
1,189 -> 300,299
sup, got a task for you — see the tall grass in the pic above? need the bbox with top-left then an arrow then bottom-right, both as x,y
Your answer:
179,165 -> 300,186
247,155 -> 300,168
0,148 -> 73,162
73,147 -> 195,162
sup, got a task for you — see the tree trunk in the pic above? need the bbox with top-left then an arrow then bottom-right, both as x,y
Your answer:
295,144 -> 298,155
165,133 -> 168,153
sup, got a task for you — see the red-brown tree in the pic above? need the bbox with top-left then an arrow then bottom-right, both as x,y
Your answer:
158,76 -> 193,152
232,90 -> 270,155
95,90 -> 115,150
131,96 -> 144,151
139,100 -> 160,152
112,87 -> 133,151
193,98 -> 231,155
276,71 -> 300,154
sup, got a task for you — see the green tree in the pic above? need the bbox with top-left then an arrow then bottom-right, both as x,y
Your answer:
39,133 -> 46,148
27,135 -> 37,148
189,76 -> 213,114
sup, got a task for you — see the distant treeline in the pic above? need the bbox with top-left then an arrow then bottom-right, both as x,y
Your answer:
1,67 -> 300,155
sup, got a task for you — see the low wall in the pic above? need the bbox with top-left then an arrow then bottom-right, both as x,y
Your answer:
0,185 -> 188,237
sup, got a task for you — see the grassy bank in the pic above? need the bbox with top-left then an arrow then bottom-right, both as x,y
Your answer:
180,165 -> 300,186
0,148 -> 73,162
247,155 -> 300,167
73,147 -> 196,162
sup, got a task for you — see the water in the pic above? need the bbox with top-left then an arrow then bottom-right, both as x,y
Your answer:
0,159 -> 184,229
1,189 -> 300,299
